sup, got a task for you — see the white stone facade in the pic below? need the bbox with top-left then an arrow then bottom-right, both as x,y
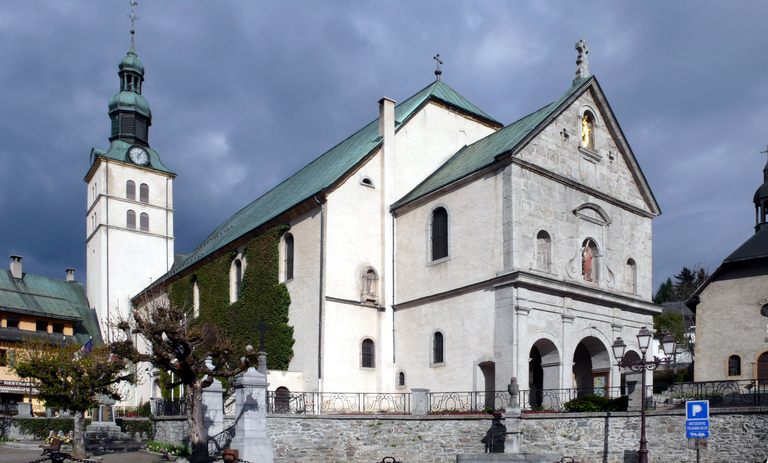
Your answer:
85,157 -> 174,403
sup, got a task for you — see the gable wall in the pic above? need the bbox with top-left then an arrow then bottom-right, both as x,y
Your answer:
694,271 -> 768,381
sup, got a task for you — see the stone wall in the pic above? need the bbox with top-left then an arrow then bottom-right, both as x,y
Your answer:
152,416 -> 188,445
152,408 -> 768,463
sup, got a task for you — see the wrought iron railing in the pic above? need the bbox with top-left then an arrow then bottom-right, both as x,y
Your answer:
655,379 -> 768,409
266,391 -> 409,415
153,398 -> 186,416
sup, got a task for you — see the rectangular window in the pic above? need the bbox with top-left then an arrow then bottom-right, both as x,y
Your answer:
36,320 -> 48,332
52,323 -> 64,334
6,319 -> 19,329
0,349 -> 7,367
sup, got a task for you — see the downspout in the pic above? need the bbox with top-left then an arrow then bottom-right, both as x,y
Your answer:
166,177 -> 170,272
391,213 -> 396,364
314,194 -> 326,386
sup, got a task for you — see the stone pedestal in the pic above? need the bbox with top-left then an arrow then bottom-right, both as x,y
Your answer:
411,388 -> 430,415
86,395 -> 121,437
231,367 -> 273,463
203,377 -> 225,439
16,402 -> 32,417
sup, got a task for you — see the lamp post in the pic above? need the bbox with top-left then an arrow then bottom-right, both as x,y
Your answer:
612,327 -> 676,463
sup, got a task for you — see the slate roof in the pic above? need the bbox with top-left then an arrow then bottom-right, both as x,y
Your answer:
723,227 -> 768,263
393,77 -> 592,209
91,139 -> 174,175
152,80 -> 500,286
0,270 -> 102,344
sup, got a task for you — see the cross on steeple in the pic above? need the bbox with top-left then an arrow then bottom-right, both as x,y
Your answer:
760,145 -> 768,159
128,0 -> 138,51
433,54 -> 443,81
574,39 -> 590,82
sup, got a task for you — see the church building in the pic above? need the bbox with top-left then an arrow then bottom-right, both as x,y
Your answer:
89,40 -> 660,404
688,155 -> 768,383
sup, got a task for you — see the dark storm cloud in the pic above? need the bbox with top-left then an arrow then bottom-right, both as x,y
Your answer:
2,1 -> 767,292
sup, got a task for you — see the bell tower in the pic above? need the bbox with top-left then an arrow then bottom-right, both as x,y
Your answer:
84,6 -> 175,353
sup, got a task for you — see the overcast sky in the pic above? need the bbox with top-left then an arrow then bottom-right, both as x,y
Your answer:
1,1 -> 767,293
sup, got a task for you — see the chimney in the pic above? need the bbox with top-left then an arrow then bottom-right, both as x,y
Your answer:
66,268 -> 75,282
378,97 -> 395,141
9,255 -> 22,279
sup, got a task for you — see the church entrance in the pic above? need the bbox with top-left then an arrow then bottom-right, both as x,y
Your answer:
572,336 -> 611,397
478,361 -> 495,409
528,339 -> 560,408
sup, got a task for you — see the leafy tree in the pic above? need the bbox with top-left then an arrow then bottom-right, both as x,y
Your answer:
13,340 -> 132,458
111,300 -> 259,463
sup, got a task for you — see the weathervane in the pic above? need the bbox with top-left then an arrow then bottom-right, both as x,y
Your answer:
128,0 -> 138,51
433,54 -> 443,81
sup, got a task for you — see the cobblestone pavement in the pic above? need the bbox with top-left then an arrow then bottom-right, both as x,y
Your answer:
1,444 -> 167,463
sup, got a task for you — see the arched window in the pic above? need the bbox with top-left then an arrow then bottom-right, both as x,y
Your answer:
192,277 -> 200,318
139,183 -> 149,203
274,386 -> 290,413
361,339 -> 375,368
139,212 -> 149,232
126,210 -> 136,229
536,230 -> 551,271
580,111 -> 595,151
626,258 -> 637,293
126,180 -> 136,200
431,207 -> 448,261
360,176 -> 374,188
284,233 -> 294,281
432,331 -> 444,365
231,259 -> 243,303
581,238 -> 598,282
398,371 -> 406,388
361,268 -> 379,303
728,355 -> 741,376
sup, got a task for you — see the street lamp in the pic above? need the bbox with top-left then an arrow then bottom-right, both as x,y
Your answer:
612,327 -> 676,463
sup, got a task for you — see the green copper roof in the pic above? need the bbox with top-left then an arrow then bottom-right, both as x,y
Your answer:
157,80 -> 497,284
393,77 -> 592,209
0,270 -> 102,344
108,91 -> 151,118
91,139 -> 175,175
119,50 -> 145,75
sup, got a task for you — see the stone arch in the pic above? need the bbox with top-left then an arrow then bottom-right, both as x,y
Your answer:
754,351 -> 768,384
528,338 -> 561,407
572,336 -> 612,397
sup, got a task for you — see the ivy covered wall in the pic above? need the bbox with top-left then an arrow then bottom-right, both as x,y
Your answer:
168,227 -> 294,370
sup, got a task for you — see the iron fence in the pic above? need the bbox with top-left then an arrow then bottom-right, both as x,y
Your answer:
655,379 -> 768,409
153,398 -> 186,416
266,391 -> 409,415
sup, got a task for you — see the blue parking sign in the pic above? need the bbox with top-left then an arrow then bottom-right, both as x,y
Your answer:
686,420 -> 710,438
686,400 -> 709,420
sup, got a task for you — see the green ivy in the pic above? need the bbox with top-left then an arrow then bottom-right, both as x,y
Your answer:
168,227 -> 294,370
15,418 -> 92,439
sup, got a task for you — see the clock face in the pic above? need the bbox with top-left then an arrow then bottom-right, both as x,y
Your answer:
128,146 -> 149,166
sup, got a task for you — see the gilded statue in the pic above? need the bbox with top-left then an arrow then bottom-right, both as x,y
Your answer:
581,114 -> 592,149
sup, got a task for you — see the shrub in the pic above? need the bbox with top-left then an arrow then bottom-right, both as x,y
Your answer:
146,440 -> 190,457
115,418 -> 152,439
563,395 -> 628,412
15,418 -> 92,439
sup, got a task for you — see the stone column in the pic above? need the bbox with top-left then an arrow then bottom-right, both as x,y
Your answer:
202,377 -> 224,440
410,388 -> 430,415
231,367 -> 273,463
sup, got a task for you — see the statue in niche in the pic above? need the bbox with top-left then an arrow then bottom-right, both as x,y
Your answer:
581,113 -> 594,150
582,239 -> 597,282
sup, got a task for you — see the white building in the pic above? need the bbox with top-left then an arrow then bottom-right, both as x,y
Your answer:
85,46 -> 175,403
122,41 -> 660,404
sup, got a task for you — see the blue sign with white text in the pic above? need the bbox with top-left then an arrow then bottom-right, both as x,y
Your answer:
685,400 -> 711,439
686,420 -> 710,438
686,400 -> 710,420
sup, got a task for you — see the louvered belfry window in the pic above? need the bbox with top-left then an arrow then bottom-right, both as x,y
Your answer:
431,207 -> 448,261
127,210 -> 136,229
139,183 -> 149,203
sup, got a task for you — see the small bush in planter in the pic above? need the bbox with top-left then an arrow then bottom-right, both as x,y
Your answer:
563,395 -> 628,412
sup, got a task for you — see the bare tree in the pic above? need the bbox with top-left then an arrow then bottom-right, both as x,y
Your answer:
111,300 -> 258,463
